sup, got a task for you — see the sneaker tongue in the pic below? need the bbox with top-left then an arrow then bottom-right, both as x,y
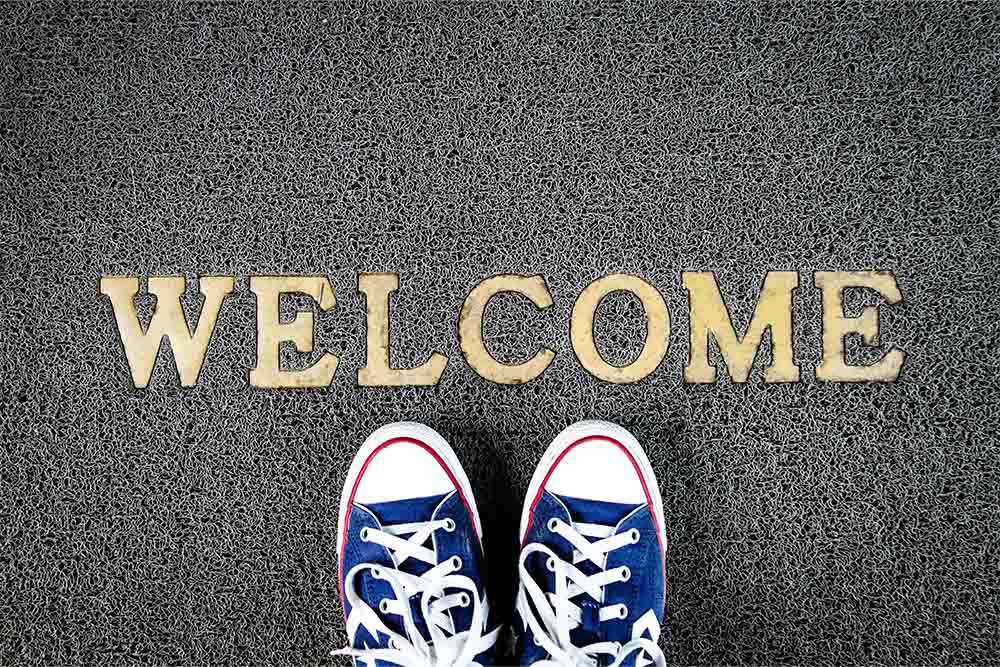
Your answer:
552,493 -> 644,653
365,493 -> 450,526
360,493 -> 451,644
364,493 -> 450,582
552,493 -> 643,526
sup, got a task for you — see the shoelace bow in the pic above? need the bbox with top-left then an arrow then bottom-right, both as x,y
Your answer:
334,518 -> 499,667
517,518 -> 666,667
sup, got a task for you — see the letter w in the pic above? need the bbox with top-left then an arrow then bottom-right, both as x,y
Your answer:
100,276 -> 235,388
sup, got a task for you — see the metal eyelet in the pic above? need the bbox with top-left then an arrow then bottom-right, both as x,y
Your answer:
379,599 -> 390,613
370,566 -> 382,579
546,557 -> 556,572
547,518 -> 559,532
629,528 -> 641,544
618,605 -> 629,619
451,556 -> 463,571
444,518 -> 456,532
459,592 -> 470,607
620,566 -> 631,582
360,527 -> 370,541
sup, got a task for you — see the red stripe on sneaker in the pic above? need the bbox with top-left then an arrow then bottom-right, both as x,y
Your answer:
338,436 -> 478,624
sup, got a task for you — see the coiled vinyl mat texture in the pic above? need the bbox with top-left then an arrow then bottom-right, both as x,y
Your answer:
2,2 -> 999,665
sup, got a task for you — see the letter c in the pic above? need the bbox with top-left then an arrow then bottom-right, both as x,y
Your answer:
459,275 -> 556,385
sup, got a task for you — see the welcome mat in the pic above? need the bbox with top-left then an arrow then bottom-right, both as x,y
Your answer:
3,2 -> 998,664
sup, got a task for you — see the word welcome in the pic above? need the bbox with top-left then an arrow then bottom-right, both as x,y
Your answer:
99,271 -> 905,388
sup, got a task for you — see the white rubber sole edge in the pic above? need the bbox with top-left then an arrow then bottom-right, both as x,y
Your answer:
337,421 -> 483,559
518,419 -> 666,549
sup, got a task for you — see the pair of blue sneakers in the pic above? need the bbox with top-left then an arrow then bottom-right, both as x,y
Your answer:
335,421 -> 667,667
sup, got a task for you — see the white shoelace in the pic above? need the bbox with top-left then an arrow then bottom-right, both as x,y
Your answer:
516,518 -> 667,667
334,518 -> 499,667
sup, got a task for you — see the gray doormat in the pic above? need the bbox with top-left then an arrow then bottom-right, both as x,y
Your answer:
3,2 -> 998,665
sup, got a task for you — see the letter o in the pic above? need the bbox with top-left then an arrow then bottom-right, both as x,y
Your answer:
571,274 -> 671,383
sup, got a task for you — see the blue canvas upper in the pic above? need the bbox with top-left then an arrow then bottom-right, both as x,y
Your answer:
515,491 -> 665,667
340,491 -> 497,666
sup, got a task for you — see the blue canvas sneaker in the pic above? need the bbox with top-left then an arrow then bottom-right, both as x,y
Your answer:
514,421 -> 667,667
335,422 -> 500,666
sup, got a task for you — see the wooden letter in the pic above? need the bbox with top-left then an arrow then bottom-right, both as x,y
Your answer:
683,271 -> 800,383
101,275 -> 234,388
571,274 -> 670,383
249,276 -> 338,388
358,273 -> 448,386
815,271 -> 905,382
459,275 -> 555,384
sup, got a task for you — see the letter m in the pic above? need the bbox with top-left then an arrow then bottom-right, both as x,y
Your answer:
100,276 -> 235,388
683,271 -> 800,383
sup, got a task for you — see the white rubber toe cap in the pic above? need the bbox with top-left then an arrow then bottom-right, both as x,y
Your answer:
337,422 -> 483,559
352,439 -> 456,504
543,435 -> 648,504
521,420 -> 665,544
